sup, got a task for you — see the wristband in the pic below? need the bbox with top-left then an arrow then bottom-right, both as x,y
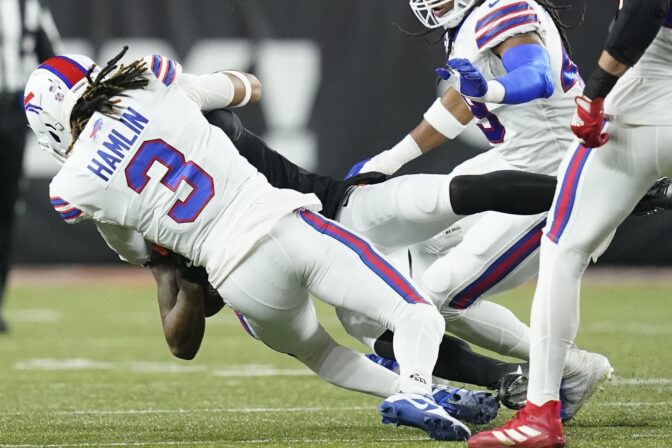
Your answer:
423,98 -> 467,139
222,70 -> 252,107
482,80 -> 506,103
583,66 -> 619,100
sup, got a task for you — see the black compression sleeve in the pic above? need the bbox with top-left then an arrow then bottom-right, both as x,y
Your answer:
374,330 -> 524,389
584,66 -> 619,100
449,171 -> 557,216
605,0 -> 669,67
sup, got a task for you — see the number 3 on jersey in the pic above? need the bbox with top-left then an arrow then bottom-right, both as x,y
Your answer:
464,98 -> 506,144
125,139 -> 214,223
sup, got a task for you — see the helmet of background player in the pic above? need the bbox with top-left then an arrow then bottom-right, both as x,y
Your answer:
409,0 -> 477,29
23,55 -> 100,164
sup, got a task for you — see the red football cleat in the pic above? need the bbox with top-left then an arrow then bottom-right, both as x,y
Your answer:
468,401 -> 565,448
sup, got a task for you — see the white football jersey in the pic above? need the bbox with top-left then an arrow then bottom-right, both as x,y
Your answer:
445,0 -> 584,175
50,57 -> 320,288
605,6 -> 672,125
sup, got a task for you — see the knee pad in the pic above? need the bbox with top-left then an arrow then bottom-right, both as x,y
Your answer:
398,303 -> 446,335
397,175 -> 452,222
421,213 -> 542,307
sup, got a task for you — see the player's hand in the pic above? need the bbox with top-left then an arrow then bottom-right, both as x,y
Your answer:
441,58 -> 489,99
571,96 -> 609,148
345,158 -> 373,179
345,155 -> 402,179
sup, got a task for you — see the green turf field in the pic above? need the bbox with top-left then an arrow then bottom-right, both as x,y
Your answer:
1,270 -> 671,447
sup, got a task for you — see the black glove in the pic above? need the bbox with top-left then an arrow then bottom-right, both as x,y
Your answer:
343,171 -> 389,188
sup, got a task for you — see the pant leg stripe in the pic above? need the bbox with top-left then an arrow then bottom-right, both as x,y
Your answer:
449,220 -> 546,309
234,310 -> 258,339
547,144 -> 593,243
299,209 -> 429,305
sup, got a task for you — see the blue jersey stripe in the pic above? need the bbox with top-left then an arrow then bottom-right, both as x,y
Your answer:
476,2 -> 530,31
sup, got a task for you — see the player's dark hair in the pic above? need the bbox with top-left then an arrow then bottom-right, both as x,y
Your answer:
396,0 -> 584,60
67,46 -> 149,154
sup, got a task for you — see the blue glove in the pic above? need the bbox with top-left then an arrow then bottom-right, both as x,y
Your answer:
345,157 -> 371,179
443,58 -> 489,99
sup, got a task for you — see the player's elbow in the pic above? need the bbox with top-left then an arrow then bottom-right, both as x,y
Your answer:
537,67 -> 555,99
169,343 -> 198,360
167,336 -> 201,360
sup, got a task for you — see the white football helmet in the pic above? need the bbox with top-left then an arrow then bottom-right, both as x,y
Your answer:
409,0 -> 477,29
23,55 -> 99,163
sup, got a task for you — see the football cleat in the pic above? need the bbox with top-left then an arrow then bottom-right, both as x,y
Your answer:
365,353 -> 400,374
632,177 -> 672,216
559,351 -> 613,421
497,369 -> 529,411
468,400 -> 565,448
433,384 -> 499,425
379,393 -> 471,441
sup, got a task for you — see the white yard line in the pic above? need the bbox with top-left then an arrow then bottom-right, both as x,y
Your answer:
612,376 -> 672,385
2,438 -> 429,448
1,406 -> 370,417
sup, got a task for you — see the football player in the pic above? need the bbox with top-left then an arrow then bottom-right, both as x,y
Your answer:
25,48 -> 469,441
346,0 -> 613,420
470,0 -> 672,446
182,109 -> 670,413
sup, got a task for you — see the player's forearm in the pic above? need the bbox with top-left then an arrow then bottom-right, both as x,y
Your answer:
583,52 -> 628,100
180,71 -> 261,111
151,263 -> 205,360
161,278 -> 205,360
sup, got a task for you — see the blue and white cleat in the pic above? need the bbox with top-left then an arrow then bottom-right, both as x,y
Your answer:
379,393 -> 471,441
432,384 -> 500,425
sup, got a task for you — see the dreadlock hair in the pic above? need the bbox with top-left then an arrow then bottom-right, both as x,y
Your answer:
396,0 -> 585,63
67,46 -> 149,154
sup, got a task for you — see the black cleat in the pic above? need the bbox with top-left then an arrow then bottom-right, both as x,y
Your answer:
0,315 -> 8,334
497,371 -> 528,410
632,177 -> 672,216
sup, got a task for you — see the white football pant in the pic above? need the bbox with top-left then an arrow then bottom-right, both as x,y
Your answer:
217,209 -> 445,398
527,124 -> 672,405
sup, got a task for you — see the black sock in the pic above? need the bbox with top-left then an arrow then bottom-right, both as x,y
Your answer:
374,330 -> 525,389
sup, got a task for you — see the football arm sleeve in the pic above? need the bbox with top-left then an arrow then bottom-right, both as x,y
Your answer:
584,0 -> 670,99
179,71 -> 262,111
495,43 -> 554,104
149,257 -> 205,360
94,221 -> 151,266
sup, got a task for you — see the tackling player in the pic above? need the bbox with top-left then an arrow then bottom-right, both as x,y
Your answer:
470,0 -> 672,446
346,0 -> 612,421
24,48 -> 469,441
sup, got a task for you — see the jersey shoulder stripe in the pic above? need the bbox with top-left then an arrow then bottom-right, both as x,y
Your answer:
145,54 -> 180,87
475,1 -> 540,50
50,196 -> 86,223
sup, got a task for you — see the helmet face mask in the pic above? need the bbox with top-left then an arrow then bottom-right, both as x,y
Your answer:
23,55 -> 98,164
409,0 -> 477,29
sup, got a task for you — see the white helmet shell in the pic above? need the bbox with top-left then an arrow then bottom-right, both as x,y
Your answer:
23,55 -> 99,163
409,0 -> 477,29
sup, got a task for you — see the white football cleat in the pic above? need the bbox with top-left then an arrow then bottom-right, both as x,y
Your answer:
560,350 -> 613,421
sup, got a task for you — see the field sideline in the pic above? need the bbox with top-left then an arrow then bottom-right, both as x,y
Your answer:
1,266 -> 671,447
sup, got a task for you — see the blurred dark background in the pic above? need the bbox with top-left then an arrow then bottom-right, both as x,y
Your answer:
13,0 -> 672,265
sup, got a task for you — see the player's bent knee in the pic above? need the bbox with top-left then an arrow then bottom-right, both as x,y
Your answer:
397,175 -> 452,221
398,303 -> 446,335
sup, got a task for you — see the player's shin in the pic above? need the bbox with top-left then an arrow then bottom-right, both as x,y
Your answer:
390,302 -> 445,396
527,237 -> 587,406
